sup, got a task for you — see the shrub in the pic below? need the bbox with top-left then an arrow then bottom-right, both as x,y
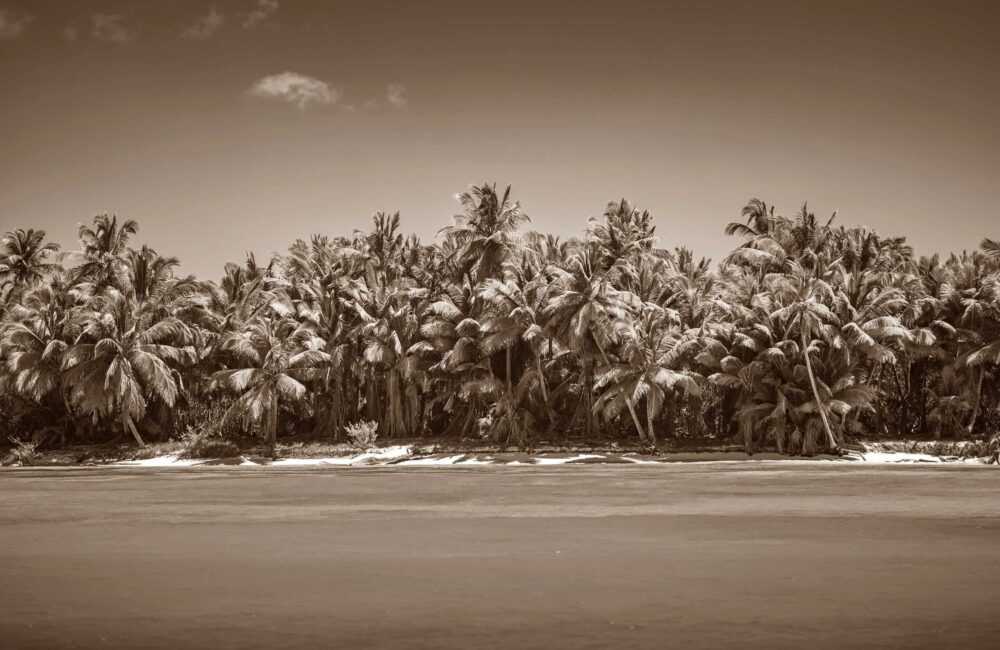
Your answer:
178,427 -> 241,459
345,420 -> 379,451
6,436 -> 41,466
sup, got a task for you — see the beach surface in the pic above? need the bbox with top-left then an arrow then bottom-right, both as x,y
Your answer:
1,463 -> 998,649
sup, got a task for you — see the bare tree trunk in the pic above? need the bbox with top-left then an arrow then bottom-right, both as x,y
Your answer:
535,354 -> 555,426
802,331 -> 838,451
646,399 -> 656,446
123,413 -> 145,447
268,391 -> 278,458
967,366 -> 984,435
584,359 -> 595,437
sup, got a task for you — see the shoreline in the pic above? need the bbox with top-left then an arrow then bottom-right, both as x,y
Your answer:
4,442 -> 995,469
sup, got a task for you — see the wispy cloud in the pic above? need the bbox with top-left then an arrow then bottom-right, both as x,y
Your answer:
0,8 -> 33,39
386,83 -> 408,108
243,0 -> 279,29
248,72 -> 340,110
182,7 -> 225,40
63,25 -> 78,42
91,14 -> 136,44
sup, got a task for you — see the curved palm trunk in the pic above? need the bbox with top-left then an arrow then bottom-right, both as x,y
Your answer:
122,413 -> 145,447
802,331 -> 837,451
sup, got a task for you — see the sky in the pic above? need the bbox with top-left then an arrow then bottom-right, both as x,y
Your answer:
1,0 -> 998,279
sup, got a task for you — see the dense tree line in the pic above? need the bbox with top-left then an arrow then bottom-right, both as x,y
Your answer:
2,185 -> 999,456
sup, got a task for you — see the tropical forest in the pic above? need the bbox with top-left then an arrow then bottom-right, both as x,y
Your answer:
2,184 -> 999,460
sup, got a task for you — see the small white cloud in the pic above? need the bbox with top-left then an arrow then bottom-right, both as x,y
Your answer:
0,8 -> 33,39
63,25 -> 79,42
249,71 -> 340,110
244,0 -> 279,29
386,83 -> 408,108
91,14 -> 136,44
182,7 -> 225,40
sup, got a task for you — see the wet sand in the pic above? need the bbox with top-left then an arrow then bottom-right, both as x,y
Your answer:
1,463 -> 998,649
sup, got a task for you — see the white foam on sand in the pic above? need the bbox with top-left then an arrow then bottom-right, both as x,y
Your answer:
117,454 -> 203,467
270,445 -> 413,467
533,454 -> 605,465
859,451 -> 986,464
398,454 -> 468,466
621,455 -> 662,464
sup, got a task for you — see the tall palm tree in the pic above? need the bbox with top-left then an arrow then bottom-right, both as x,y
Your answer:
768,265 -> 841,450
543,246 -> 645,438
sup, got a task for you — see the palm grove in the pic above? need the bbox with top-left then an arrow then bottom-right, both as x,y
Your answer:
2,185 -> 999,457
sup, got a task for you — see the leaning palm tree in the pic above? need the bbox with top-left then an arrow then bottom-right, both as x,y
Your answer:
62,289 -> 196,446
768,264 -> 841,450
213,318 -> 329,456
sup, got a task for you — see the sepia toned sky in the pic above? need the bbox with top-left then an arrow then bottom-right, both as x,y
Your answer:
1,0 -> 998,279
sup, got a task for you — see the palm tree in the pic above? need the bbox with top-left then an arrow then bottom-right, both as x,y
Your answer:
594,307 -> 702,444
478,268 -> 555,426
62,290 -> 196,446
414,284 -> 490,436
71,214 -> 139,292
439,183 -> 529,282
0,228 -> 61,308
543,246 -> 645,438
768,264 -> 841,450
213,318 -> 329,456
0,274 -> 79,425
588,199 -> 656,270
348,283 -> 426,437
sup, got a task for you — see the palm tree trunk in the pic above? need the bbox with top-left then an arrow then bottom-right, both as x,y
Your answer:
122,413 -> 145,447
505,347 -> 513,397
646,398 -> 656,446
535,354 -> 555,425
268,391 -> 278,457
802,331 -> 838,451
967,366 -> 984,435
583,359 -> 595,437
